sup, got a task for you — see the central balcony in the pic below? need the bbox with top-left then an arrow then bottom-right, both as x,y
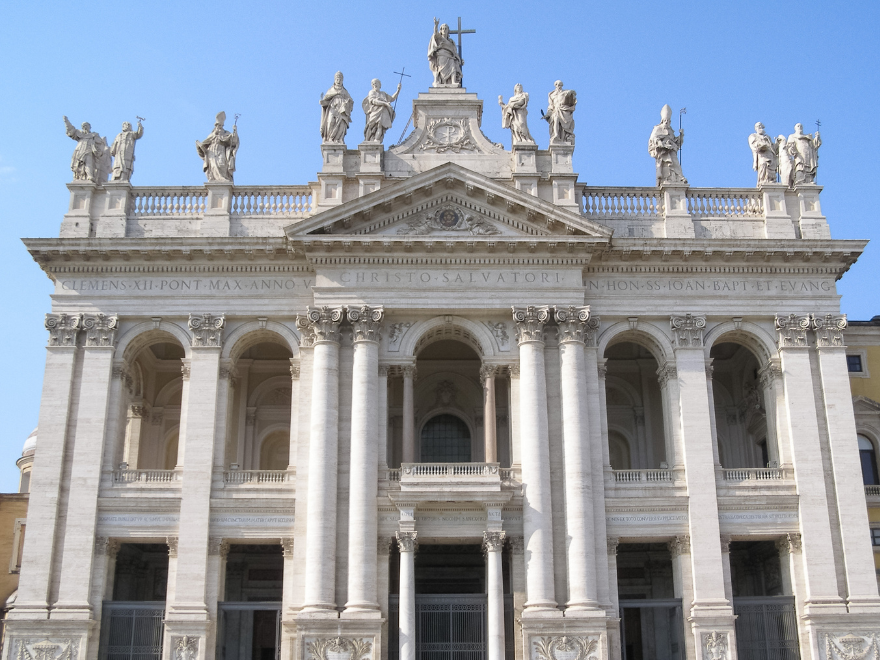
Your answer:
398,462 -> 502,493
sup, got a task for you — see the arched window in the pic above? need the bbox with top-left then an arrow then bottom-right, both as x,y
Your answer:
858,435 -> 879,485
420,414 -> 471,462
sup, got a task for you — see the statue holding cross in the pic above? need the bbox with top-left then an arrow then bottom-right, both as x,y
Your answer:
428,17 -> 475,87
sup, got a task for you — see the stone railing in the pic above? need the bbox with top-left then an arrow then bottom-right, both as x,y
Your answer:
222,469 -> 293,485
403,463 -> 499,478
581,187 -> 663,219
112,468 -> 179,485
721,467 -> 784,482
612,469 -> 674,484
230,186 -> 313,217
384,468 -> 401,482
131,187 -> 208,217
687,189 -> 764,219
866,485 -> 880,497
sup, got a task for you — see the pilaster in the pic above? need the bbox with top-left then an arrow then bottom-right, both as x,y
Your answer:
548,144 -> 577,207
759,182 -> 796,239
201,183 -> 233,237
661,183 -> 694,238
512,143 -> 539,196
357,142 -> 384,197
96,180 -> 131,237
318,144 -> 346,210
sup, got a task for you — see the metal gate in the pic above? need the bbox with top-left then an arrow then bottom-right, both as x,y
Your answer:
99,602 -> 165,660
733,597 -> 800,660
217,603 -> 282,660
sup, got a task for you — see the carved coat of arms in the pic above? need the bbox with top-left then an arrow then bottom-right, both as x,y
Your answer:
397,205 -> 500,236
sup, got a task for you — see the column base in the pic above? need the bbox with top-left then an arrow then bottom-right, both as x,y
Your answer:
341,604 -> 383,619
295,618 -> 384,660
522,602 -> 563,618
297,606 -> 340,619
520,617 -> 610,660
563,604 -> 606,618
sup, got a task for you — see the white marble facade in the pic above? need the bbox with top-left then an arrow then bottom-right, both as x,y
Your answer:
9,48 -> 880,660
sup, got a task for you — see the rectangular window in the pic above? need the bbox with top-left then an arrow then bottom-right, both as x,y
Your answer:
871,528 -> 880,547
847,355 -> 864,372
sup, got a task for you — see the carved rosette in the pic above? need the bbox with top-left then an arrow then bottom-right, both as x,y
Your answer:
555,306 -> 592,345
656,363 -> 677,388
482,531 -> 506,553
81,313 -> 119,347
348,305 -> 384,343
775,314 -> 810,348
297,306 -> 344,346
670,314 -> 706,348
306,637 -> 373,660
512,306 -> 551,345
701,632 -> 728,660
396,530 -> 418,553
823,632 -> 880,660
812,313 -> 847,348
532,635 -> 600,660
188,313 -> 225,347
45,313 -> 82,347
172,635 -> 200,660
668,535 -> 691,558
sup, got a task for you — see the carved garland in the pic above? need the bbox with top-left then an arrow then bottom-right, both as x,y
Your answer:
824,632 -> 880,660
533,636 -> 599,660
419,118 -> 477,153
13,639 -> 79,660
306,637 -> 372,660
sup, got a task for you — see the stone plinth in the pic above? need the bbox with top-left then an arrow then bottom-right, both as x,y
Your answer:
60,181 -> 98,238
760,182 -> 796,239
660,183 -> 694,238
795,184 -> 831,239
96,181 -> 132,238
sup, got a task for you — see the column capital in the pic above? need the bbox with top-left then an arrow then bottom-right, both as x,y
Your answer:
180,360 -> 191,381
297,306 -> 344,346
775,313 -> 810,349
554,305 -> 595,345
508,536 -> 524,555
480,363 -> 501,385
45,312 -> 82,347
208,537 -> 230,558
670,313 -> 706,348
219,359 -> 238,382
281,538 -> 295,558
289,359 -> 301,380
166,536 -> 179,558
188,313 -> 226,348
483,531 -> 506,553
512,305 -> 551,344
775,533 -> 802,554
348,305 -> 384,343
705,359 -> 714,380
607,537 -> 619,556
758,359 -> 783,388
597,360 -> 607,380
402,364 -> 417,380
812,313 -> 847,348
395,531 -> 418,553
82,313 -> 119,347
656,362 -> 677,387
508,363 -> 520,379
719,535 -> 731,553
94,537 -> 120,557
668,535 -> 691,558
378,364 -> 390,377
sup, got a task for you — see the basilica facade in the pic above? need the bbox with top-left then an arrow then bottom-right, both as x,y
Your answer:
6,26 -> 880,660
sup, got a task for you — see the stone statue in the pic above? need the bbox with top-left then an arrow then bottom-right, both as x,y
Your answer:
362,79 -> 401,143
320,72 -> 354,144
110,120 -> 144,182
748,122 -> 778,186
195,112 -> 239,183
545,81 -> 576,145
776,135 -> 795,188
428,18 -> 463,87
63,116 -> 108,183
498,84 -> 534,144
787,123 -> 821,184
648,104 -> 687,186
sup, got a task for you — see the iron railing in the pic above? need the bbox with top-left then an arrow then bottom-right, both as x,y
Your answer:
99,602 -> 165,660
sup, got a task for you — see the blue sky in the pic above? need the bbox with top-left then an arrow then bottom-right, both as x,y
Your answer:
1,1 -> 877,491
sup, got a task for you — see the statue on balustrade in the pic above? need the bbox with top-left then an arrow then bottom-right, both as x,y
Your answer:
544,80 -> 576,145
110,120 -> 144,182
648,104 -> 688,186
428,18 -> 463,87
748,122 -> 778,186
787,123 -> 821,184
776,135 -> 795,188
63,116 -> 110,183
196,112 -> 239,183
320,72 -> 354,144
498,84 -> 535,144
362,78 -> 401,143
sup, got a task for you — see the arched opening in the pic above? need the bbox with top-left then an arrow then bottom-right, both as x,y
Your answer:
709,342 -> 770,469
120,337 -> 187,470
420,414 -> 472,462
859,434 -> 879,485
603,341 -> 667,469
227,341 -> 294,471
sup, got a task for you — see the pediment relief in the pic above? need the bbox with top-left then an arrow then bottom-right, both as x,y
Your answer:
393,117 -> 504,156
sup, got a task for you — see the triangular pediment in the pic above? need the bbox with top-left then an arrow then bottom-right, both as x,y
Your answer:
284,163 -> 613,240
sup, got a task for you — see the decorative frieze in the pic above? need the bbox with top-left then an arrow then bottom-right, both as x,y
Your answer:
348,305 -> 384,343
82,313 -> 119,347
482,530 -> 506,553
306,637 -> 373,660
668,535 -> 691,558
702,632 -> 729,660
172,635 -> 199,660
775,314 -> 810,348
812,313 -> 847,348
823,632 -> 880,660
45,313 -> 82,347
512,305 -> 550,344
188,313 -> 225,347
533,636 -> 599,660
554,305 -> 592,344
395,530 -> 418,553
297,306 -> 344,346
670,313 -> 706,348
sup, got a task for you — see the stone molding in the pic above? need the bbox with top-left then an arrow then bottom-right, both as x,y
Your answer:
670,313 -> 706,348
701,632 -> 728,660
812,313 -> 847,348
297,306 -> 345,346
45,313 -> 82,347
482,530 -> 506,553
668,535 -> 691,557
554,305 -> 593,345
512,305 -> 551,344
775,314 -> 811,348
395,530 -> 418,553
188,313 -> 226,347
82,313 -> 119,347
348,305 -> 384,343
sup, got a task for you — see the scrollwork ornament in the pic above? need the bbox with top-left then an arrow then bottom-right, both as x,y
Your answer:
775,314 -> 810,348
45,313 -> 82,347
297,306 -> 344,345
512,305 -> 551,344
555,305 -> 592,345
395,530 -> 418,553
758,360 -> 783,388
668,535 -> 691,558
348,305 -> 384,343
812,313 -> 847,348
656,363 -> 677,387
82,313 -> 119,347
482,530 -> 506,553
188,313 -> 225,348
670,314 -> 706,348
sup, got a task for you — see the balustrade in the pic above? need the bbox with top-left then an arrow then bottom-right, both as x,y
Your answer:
582,187 -> 662,219
865,485 -> 880,497
687,188 -> 763,218
112,469 -> 178,485
721,467 -> 784,482
231,186 -> 313,217
131,187 -> 207,216
222,469 -> 293,485
401,462 -> 499,478
612,468 -> 674,483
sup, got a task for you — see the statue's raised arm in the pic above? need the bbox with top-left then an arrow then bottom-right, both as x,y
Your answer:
428,19 -> 463,87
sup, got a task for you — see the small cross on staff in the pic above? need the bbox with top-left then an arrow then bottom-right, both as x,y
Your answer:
392,66 -> 411,113
448,16 -> 476,60
679,107 -> 687,166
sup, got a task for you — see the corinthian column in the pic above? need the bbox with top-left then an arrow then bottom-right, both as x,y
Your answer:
345,305 -> 384,615
402,364 -> 416,463
484,531 -> 506,660
554,306 -> 600,611
296,306 -> 344,614
511,305 -> 556,612
481,364 -> 498,463
397,531 -> 418,660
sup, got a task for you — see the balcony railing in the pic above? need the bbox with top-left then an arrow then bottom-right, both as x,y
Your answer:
112,469 -> 179,485
398,462 -> 502,491
866,485 -> 880,497
721,467 -> 784,482
222,469 -> 293,485
613,469 -> 674,484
